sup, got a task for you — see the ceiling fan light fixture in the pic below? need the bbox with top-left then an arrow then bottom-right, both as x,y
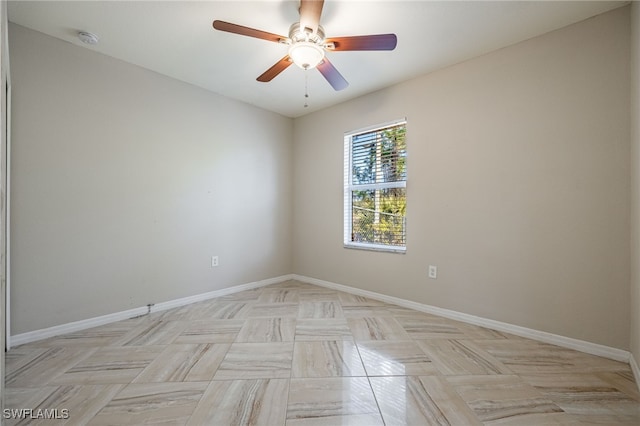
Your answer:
288,41 -> 325,70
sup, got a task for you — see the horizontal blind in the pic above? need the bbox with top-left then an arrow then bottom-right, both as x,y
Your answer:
351,123 -> 407,187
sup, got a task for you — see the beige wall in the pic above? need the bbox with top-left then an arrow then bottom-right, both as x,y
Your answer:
9,23 -> 293,334
293,7 -> 630,349
631,1 -> 640,367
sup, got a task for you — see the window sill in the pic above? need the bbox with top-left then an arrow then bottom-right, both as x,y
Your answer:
343,243 -> 406,254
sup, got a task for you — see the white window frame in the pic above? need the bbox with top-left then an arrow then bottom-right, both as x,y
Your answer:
344,118 -> 407,253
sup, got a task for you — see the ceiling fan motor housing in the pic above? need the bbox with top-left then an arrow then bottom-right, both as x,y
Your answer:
289,22 -> 325,44
288,23 -> 327,69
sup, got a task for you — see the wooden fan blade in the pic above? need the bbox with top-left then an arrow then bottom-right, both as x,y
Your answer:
257,56 -> 293,82
325,34 -> 397,51
317,57 -> 348,91
299,0 -> 324,34
213,20 -> 286,43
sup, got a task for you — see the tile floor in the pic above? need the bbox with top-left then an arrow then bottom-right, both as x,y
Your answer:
5,280 -> 640,425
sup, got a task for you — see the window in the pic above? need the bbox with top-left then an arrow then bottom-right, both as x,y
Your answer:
344,119 -> 407,252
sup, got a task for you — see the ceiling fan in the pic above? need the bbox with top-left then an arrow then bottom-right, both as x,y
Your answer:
212,0 -> 397,91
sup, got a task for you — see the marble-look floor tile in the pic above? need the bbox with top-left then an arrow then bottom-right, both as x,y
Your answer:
295,319 -> 354,341
298,301 -> 344,319
6,385 -> 124,426
267,280 -> 317,290
175,300 -> 223,321
342,306 -> 395,318
51,346 -> 163,385
521,373 -> 640,419
5,347 -> 51,376
5,386 -> 59,414
357,340 -> 438,376
25,322 -> 133,348
347,317 -> 411,340
286,377 -> 384,426
563,414 -> 640,425
187,379 -> 288,426
5,387 -> 62,426
6,347 -> 96,388
5,280 -> 640,425
205,301 -> 253,319
298,289 -> 341,301
89,382 -> 207,425
382,304 -> 429,317
246,303 -> 299,318
457,323 -> 511,340
337,293 -> 385,306
147,305 -> 192,322
388,310 -> 445,321
134,343 -> 230,383
417,339 -> 512,376
217,288 -> 262,301
447,374 -> 565,424
115,320 -> 187,346
475,339 -> 627,374
292,341 -> 366,377
213,342 -> 293,380
235,318 -> 296,342
370,376 -> 481,425
580,354 -> 635,373
596,370 -> 640,401
173,319 -> 243,343
258,289 -> 300,303
396,315 -> 468,340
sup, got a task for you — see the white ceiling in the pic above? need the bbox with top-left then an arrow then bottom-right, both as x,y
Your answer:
7,1 -> 627,118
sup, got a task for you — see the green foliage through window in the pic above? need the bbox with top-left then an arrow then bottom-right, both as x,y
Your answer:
345,121 -> 407,250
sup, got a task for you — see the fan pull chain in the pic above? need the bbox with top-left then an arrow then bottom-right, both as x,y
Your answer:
304,69 -> 309,108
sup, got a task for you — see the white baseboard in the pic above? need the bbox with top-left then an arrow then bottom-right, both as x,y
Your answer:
151,274 -> 293,313
10,305 -> 148,348
293,274 -> 631,363
631,353 -> 640,393
10,272 -> 634,373
10,274 -> 293,347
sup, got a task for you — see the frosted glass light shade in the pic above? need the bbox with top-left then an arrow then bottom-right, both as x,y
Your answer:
289,42 -> 325,69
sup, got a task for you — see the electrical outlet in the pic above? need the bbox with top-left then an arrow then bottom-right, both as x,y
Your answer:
428,265 -> 437,279
211,256 -> 219,267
